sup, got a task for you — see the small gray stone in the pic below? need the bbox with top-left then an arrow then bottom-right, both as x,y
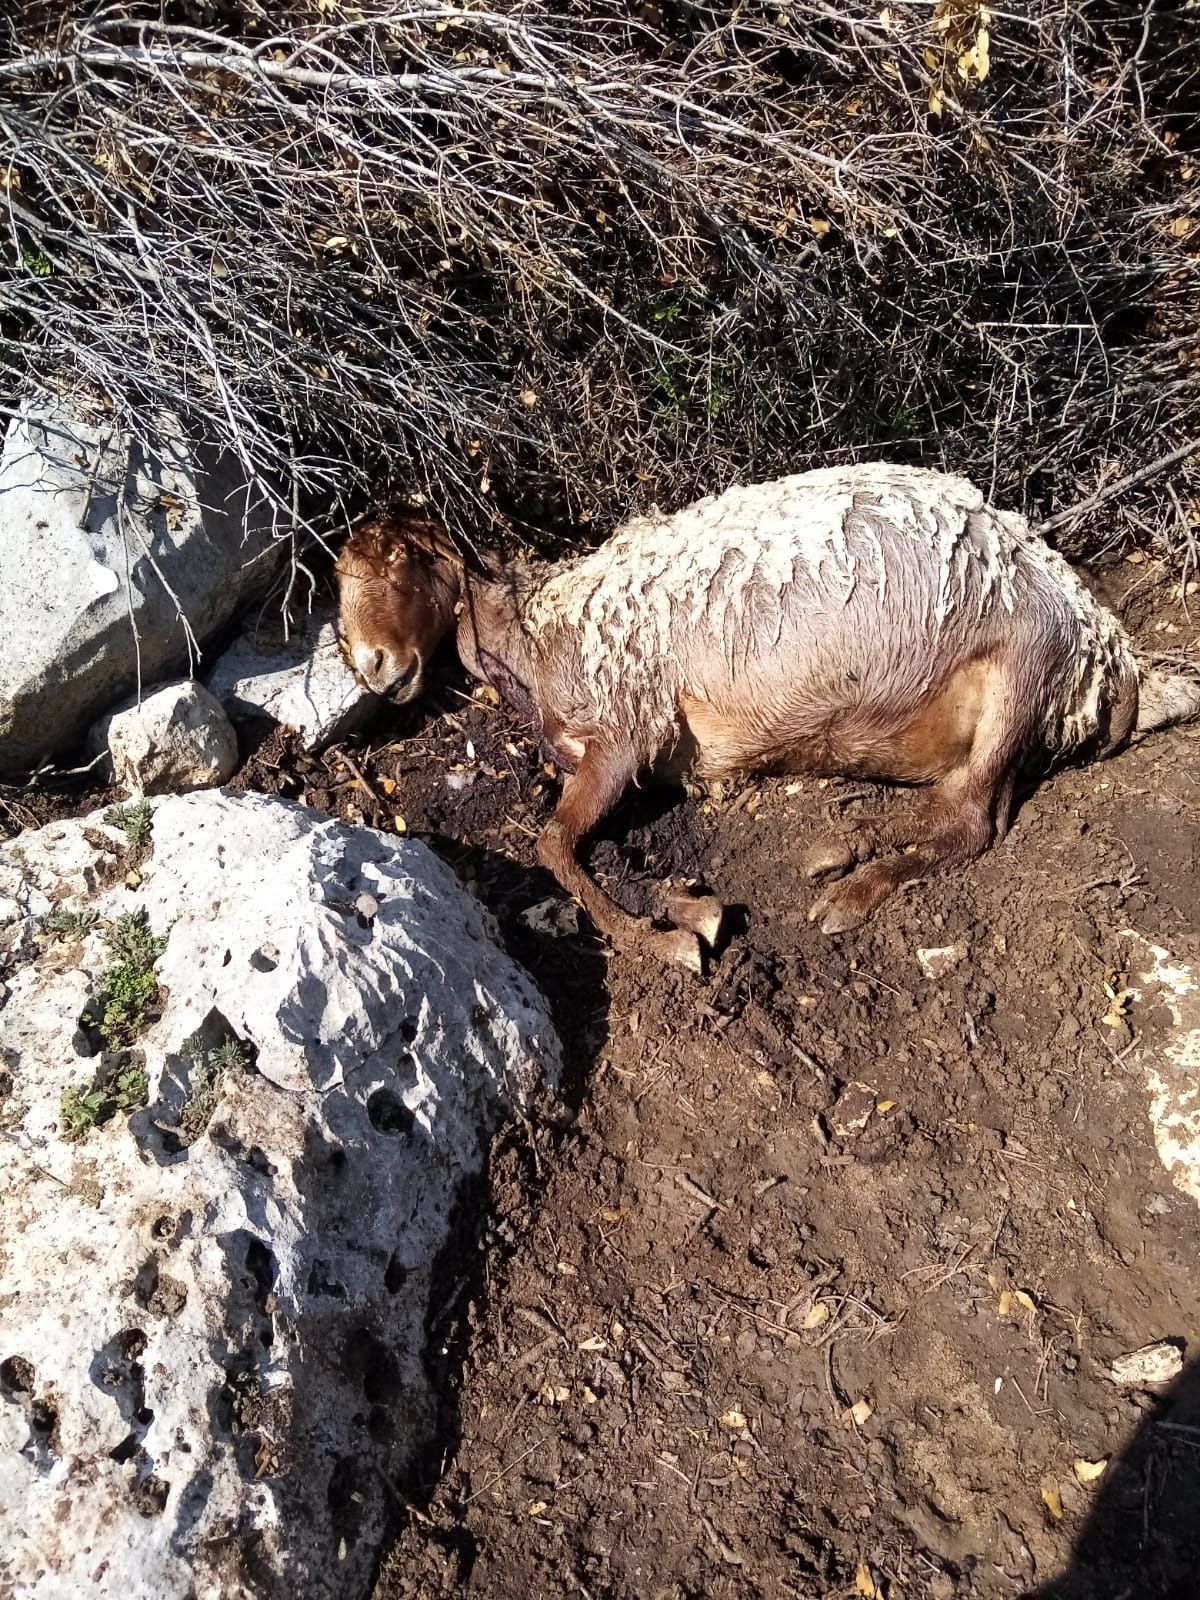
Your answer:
205,605 -> 373,752
102,680 -> 238,794
828,1079 -> 878,1139
1108,1340 -> 1185,1389
519,895 -> 582,937
916,944 -> 967,980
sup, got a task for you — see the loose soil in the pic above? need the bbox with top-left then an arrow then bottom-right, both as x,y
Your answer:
9,560 -> 1199,1599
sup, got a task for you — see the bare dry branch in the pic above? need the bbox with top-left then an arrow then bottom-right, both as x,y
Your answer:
0,0 -> 1196,575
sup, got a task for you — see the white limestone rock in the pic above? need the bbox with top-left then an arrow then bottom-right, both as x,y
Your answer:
101,680 -> 239,794
1121,929 -> 1200,1211
0,791 -> 559,1600
1108,1340 -> 1185,1390
0,400 -> 278,774
205,606 -> 372,752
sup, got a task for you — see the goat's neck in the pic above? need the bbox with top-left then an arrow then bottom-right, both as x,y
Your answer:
454,564 -> 543,720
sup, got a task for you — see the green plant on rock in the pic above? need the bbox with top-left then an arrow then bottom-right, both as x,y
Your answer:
213,1039 -> 250,1072
103,799 -> 154,849
60,1083 -> 110,1138
113,1064 -> 149,1110
42,908 -> 99,942
83,910 -> 168,1051
60,1064 -> 149,1142
177,1032 -> 249,1146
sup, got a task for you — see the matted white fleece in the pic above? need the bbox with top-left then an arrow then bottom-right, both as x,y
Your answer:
519,464 -> 1136,761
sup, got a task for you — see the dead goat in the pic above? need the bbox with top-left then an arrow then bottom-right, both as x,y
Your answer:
336,464 -> 1199,969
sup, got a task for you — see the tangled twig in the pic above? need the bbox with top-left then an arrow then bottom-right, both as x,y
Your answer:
0,0 -> 1196,579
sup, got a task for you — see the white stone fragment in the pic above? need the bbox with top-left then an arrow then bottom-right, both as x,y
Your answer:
1108,1341 -> 1185,1390
0,400 -> 277,774
917,944 -> 967,980
519,896 -> 582,937
101,680 -> 238,794
0,791 -> 559,1600
828,1080 -> 878,1139
205,606 -> 373,752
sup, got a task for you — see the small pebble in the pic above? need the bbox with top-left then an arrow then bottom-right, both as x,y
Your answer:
917,944 -> 967,980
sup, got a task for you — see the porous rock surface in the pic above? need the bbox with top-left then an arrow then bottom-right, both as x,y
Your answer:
0,401 -> 277,773
0,791 -> 559,1600
206,605 -> 373,752
1123,929 -> 1200,1209
101,680 -> 239,793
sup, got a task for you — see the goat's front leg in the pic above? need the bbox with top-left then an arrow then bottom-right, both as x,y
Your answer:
536,741 -> 703,972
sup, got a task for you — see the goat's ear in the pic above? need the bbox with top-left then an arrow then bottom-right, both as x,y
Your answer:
405,519 -> 463,567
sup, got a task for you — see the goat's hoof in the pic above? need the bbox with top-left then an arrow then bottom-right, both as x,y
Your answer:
803,835 -> 855,882
662,890 -> 724,948
808,891 -> 869,937
682,776 -> 726,805
649,928 -> 704,973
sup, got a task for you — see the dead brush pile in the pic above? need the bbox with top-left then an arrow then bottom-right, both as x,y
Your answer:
0,0 -> 1197,576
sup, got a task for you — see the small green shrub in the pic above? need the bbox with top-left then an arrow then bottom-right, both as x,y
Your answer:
114,1064 -> 149,1108
83,911 -> 167,1051
60,1083 -> 110,1138
104,910 -> 167,967
213,1039 -> 251,1073
21,248 -> 51,279
177,1033 -> 249,1146
60,1064 -> 149,1142
103,800 -> 154,849
42,908 -> 99,942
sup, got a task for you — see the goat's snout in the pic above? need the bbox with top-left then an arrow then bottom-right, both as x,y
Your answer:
352,643 -> 422,701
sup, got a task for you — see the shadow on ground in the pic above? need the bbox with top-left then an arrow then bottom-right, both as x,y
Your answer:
1030,1357 -> 1200,1600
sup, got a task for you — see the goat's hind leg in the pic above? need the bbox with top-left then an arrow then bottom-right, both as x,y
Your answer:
808,786 -> 1002,934
809,737 -> 1021,936
808,661 -> 1028,934
803,806 -> 927,884
536,741 -> 703,971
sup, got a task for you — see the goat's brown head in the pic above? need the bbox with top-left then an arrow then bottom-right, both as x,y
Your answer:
335,517 -> 462,702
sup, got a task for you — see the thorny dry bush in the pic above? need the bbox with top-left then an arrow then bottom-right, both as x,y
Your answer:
0,0 -> 1197,583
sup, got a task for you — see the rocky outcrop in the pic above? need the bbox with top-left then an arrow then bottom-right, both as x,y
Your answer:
0,402 -> 278,774
0,792 -> 559,1600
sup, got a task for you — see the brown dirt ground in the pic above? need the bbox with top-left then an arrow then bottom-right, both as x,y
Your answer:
8,559 -> 1199,1600
238,558 -> 1200,1600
